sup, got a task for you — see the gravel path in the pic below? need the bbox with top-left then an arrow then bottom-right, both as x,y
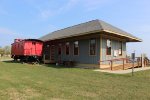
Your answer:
0,59 -> 13,62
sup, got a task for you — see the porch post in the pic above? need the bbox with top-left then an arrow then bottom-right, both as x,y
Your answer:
100,35 -> 103,69
123,59 -> 125,70
110,60 -> 113,70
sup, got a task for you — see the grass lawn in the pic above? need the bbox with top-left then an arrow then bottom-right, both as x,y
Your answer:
0,61 -> 150,100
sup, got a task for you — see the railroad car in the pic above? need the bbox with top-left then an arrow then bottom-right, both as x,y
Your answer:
11,39 -> 43,63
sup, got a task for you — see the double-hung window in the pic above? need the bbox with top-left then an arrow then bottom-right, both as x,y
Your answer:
119,42 -> 122,56
106,39 -> 111,55
74,41 -> 79,55
66,42 -> 70,55
90,39 -> 96,55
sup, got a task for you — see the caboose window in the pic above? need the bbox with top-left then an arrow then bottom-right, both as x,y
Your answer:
32,42 -> 36,45
66,42 -> 70,55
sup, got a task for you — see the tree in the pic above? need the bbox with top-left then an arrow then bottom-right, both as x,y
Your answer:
0,46 -> 11,57
3,46 -> 11,55
0,48 -> 4,56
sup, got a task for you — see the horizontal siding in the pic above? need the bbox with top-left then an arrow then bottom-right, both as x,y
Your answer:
43,36 -> 127,65
52,38 -> 100,64
101,38 -> 126,64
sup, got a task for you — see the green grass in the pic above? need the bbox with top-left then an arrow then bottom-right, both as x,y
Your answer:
0,61 -> 150,100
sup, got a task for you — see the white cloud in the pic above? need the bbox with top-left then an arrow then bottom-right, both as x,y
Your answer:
24,0 -> 79,19
82,0 -> 116,11
125,24 -> 150,37
83,0 -> 105,11
126,24 -> 150,57
0,27 -> 36,46
0,9 -> 7,15
58,0 -> 79,12
40,10 -> 53,19
137,25 -> 150,34
39,0 -> 79,19
24,0 -> 116,19
0,28 -> 15,34
0,28 -> 18,46
0,6 -> 7,15
37,0 -> 116,19
0,27 -> 34,38
47,24 -> 58,32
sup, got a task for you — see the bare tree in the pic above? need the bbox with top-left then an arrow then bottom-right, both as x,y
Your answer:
0,47 -> 4,57
0,46 -> 11,57
3,46 -> 11,55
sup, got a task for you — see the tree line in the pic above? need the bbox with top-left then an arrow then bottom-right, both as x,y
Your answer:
0,46 -> 11,57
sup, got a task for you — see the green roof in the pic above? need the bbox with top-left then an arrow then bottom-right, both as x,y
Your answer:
40,19 -> 142,42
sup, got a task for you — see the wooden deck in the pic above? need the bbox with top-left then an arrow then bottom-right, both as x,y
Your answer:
99,57 -> 144,71
100,63 -> 141,71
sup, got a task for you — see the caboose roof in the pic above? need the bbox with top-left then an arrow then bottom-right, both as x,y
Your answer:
39,19 -> 142,42
24,39 -> 43,42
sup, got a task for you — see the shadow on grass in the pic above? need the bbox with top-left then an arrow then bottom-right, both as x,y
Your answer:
3,60 -> 75,69
2,60 -> 21,64
42,63 -> 76,69
103,72 -> 132,78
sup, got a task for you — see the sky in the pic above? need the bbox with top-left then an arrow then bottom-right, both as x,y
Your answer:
0,0 -> 150,57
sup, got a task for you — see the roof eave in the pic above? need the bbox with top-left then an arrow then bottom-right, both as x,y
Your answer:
40,30 -> 101,42
102,30 -> 142,42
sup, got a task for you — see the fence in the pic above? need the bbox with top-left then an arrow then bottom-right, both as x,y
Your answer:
98,57 -> 148,70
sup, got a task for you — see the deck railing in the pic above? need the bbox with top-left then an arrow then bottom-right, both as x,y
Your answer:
98,57 -> 144,70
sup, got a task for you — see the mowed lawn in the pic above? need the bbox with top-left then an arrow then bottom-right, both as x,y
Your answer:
0,61 -> 150,100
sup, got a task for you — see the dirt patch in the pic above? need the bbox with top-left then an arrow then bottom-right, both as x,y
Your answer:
0,88 -> 41,100
75,91 -> 98,97
50,98 -> 66,100
36,81 -> 43,85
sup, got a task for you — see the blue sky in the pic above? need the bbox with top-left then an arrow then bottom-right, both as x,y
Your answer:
0,0 -> 150,57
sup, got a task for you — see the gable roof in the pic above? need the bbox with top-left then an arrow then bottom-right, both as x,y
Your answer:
40,19 -> 142,42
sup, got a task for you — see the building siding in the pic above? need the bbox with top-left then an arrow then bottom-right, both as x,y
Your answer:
43,35 -> 127,65
101,38 -> 126,64
50,37 -> 100,64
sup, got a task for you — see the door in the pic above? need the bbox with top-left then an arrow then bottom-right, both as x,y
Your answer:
50,45 -> 55,63
32,42 -> 36,55
43,44 -> 51,63
58,44 -> 62,63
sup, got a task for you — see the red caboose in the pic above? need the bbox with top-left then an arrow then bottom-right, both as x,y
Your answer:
11,39 -> 43,62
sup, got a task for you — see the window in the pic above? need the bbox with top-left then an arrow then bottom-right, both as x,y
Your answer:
32,42 -> 36,45
90,39 -> 96,55
58,44 -> 61,55
106,39 -> 111,55
46,45 -> 49,48
74,41 -> 79,55
66,42 -> 70,55
119,42 -> 122,56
